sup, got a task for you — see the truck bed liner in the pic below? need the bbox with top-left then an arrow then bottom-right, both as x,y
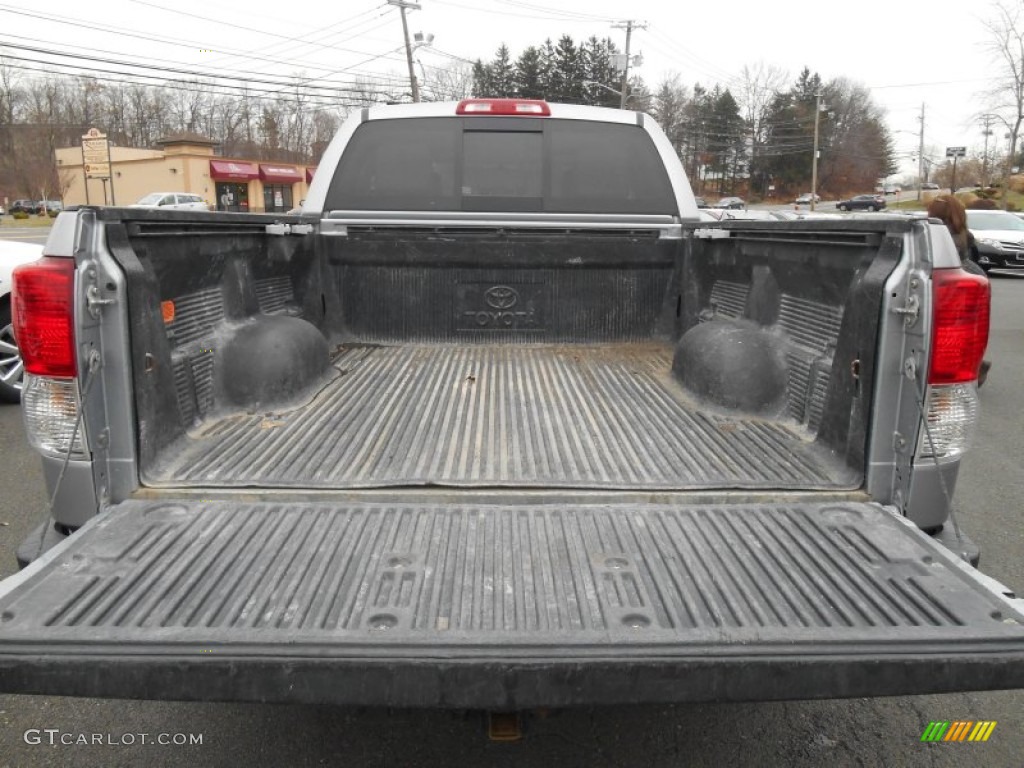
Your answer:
1,499 -> 1022,706
147,344 -> 854,490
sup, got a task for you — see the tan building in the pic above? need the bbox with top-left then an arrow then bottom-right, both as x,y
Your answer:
56,133 -> 317,213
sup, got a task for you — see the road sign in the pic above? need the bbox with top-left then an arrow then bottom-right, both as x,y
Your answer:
84,162 -> 110,178
82,128 -> 111,179
945,146 -> 966,158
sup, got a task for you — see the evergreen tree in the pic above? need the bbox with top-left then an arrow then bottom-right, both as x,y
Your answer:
471,59 -> 493,98
581,36 -> 619,108
514,47 -> 545,99
549,35 -> 584,102
491,45 -> 515,98
539,39 -> 557,99
472,46 -> 515,97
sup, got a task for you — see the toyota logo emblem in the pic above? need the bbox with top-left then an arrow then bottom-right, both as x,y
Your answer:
484,286 -> 519,310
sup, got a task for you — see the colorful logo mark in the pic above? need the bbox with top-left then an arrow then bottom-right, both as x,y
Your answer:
920,721 -> 997,743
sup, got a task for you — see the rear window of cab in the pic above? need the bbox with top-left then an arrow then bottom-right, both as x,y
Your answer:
325,117 -> 676,215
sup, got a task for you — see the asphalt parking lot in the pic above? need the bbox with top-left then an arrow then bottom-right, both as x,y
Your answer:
0,270 -> 1020,767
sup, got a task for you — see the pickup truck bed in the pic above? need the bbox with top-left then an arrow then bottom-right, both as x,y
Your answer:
5,100 -> 1022,707
149,343 -> 852,490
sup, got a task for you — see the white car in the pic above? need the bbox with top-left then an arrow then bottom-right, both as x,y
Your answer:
0,239 -> 45,402
966,209 -> 1024,272
130,192 -> 210,211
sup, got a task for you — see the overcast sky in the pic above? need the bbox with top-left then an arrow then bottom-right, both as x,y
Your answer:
0,0 -> 1011,178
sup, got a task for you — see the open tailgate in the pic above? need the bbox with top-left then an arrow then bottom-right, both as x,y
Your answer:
1,499 -> 1023,707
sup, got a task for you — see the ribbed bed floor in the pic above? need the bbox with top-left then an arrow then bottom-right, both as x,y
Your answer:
147,344 -> 854,490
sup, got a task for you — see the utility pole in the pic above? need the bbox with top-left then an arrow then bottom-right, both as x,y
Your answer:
612,20 -> 647,109
980,114 -> 995,186
1005,131 -> 1015,211
811,91 -> 822,211
917,103 -> 925,201
388,0 -> 421,103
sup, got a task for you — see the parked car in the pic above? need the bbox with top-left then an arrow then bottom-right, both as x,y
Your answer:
921,183 -> 940,190
714,196 -> 745,209
694,196 -> 709,209
719,209 -> 778,221
0,239 -> 45,402
37,200 -> 63,215
9,199 -> 36,215
131,192 -> 210,211
966,209 -> 1024,272
793,193 -> 820,204
837,194 -> 886,212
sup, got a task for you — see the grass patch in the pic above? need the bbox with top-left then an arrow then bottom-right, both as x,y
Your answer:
888,198 -> 928,211
0,215 -> 54,228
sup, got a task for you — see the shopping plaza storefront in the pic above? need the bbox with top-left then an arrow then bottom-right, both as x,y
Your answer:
56,133 -> 316,212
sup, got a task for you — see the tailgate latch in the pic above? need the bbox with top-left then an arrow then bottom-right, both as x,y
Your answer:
892,278 -> 921,325
84,265 -> 116,319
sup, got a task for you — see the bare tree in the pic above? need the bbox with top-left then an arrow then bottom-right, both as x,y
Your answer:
737,62 -> 788,197
981,0 -> 1024,208
651,74 -> 689,157
167,79 -> 212,134
0,57 -> 23,186
423,61 -> 475,101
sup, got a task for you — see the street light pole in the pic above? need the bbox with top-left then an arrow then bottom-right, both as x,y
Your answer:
811,91 -> 822,211
917,103 -> 925,202
582,80 -> 627,101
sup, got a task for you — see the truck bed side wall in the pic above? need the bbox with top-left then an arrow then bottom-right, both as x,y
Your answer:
113,215 -> 901,489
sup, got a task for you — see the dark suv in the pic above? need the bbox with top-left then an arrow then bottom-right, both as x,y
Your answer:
9,199 -> 36,214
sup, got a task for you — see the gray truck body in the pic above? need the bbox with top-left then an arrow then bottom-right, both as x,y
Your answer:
1,102 -> 1022,706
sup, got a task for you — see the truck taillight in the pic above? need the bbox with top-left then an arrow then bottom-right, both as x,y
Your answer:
21,375 -> 88,458
917,267 -> 990,460
12,256 -> 77,377
13,257 -> 86,459
456,98 -> 551,116
928,267 -> 989,385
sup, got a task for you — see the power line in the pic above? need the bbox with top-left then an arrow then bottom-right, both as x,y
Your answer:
0,57 -> 394,110
0,30 -> 409,90
0,6 -> 408,81
431,0 -> 608,23
0,38 -> 411,93
127,0 -> 400,61
492,0 -> 615,22
643,29 -> 741,87
203,12 -> 398,72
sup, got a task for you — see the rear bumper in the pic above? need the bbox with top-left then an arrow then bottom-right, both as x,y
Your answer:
1,645 -> 1023,708
15,520 -> 69,570
2,498 -> 1023,707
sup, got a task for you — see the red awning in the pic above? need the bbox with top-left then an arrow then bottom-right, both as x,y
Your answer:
305,167 -> 316,184
209,160 -> 259,181
260,164 -> 302,184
